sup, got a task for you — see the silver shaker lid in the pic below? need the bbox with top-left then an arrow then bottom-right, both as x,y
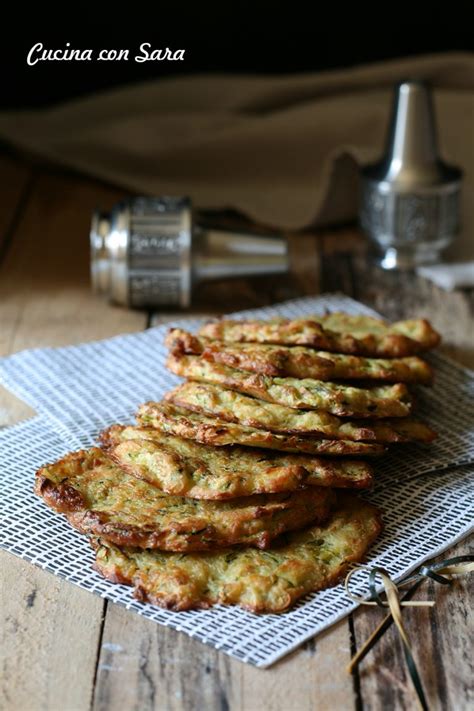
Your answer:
360,80 -> 462,269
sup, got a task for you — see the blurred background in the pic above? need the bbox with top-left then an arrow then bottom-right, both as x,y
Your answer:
0,9 -> 472,320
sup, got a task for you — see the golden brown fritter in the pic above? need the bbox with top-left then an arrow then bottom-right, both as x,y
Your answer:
103,422 -> 375,490
198,313 -> 440,357
137,402 -> 386,459
166,354 -> 413,418
166,328 -> 433,384
164,382 -> 435,443
35,448 -> 334,551
91,494 -> 383,613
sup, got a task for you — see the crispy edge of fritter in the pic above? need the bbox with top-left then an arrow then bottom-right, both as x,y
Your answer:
163,382 -> 436,444
166,328 -> 433,384
91,495 -> 383,613
108,419 -> 375,488
34,448 -> 335,552
204,344 -> 433,384
166,354 -> 413,418
198,315 -> 440,356
136,402 -> 385,463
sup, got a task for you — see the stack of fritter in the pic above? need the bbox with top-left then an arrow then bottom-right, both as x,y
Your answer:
35,312 -> 440,613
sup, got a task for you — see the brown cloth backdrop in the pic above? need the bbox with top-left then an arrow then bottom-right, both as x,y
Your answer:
0,52 -> 472,257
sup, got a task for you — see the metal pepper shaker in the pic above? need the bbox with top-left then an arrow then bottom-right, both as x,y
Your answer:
360,80 -> 462,269
90,197 -> 288,308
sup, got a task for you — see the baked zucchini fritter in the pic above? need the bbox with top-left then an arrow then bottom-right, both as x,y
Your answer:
137,402 -> 386,457
166,328 -> 433,384
163,382 -> 435,443
103,422 -> 375,490
92,495 -> 383,612
35,448 -> 334,551
166,354 -> 413,418
198,313 -> 440,356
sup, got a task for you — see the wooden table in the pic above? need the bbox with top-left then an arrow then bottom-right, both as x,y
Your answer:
1,149 -> 472,711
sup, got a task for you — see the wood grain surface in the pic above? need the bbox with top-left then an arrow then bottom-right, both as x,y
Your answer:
0,152 -> 472,711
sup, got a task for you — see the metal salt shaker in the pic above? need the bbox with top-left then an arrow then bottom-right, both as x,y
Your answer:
360,80 -> 462,269
90,197 -> 288,308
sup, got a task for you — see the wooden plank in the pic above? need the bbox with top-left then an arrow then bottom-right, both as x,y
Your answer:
0,152 -> 32,258
285,231 -> 321,299
240,622 -> 356,711
0,169 -> 144,353
0,163 -> 147,711
0,556 -> 106,711
92,608 -> 236,711
0,154 -> 34,427
0,169 -> 145,424
351,538 -> 473,711
92,606 -> 355,711
320,228 -> 474,710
